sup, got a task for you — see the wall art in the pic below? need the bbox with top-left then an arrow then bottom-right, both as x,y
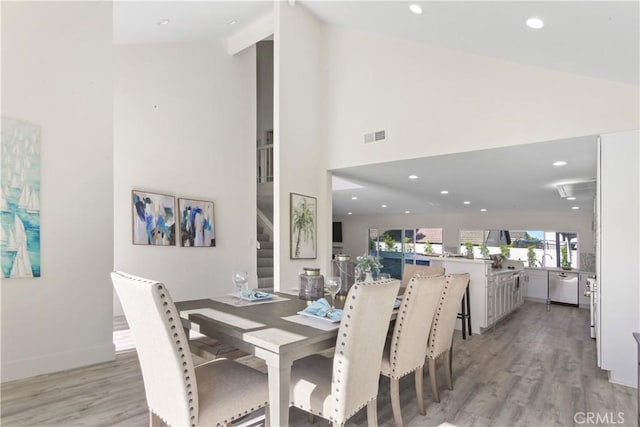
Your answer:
1,117 -> 41,278
290,192 -> 316,259
132,190 -> 176,246
178,198 -> 215,247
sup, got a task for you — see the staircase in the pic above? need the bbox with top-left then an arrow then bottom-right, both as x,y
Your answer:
257,225 -> 274,291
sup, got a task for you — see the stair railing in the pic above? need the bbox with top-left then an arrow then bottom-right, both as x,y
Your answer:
257,208 -> 273,244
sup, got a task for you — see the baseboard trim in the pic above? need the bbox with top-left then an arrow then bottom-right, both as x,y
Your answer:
1,342 -> 115,383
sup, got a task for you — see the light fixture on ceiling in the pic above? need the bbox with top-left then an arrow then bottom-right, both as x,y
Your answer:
552,160 -> 567,166
351,196 -> 358,200
463,201 -> 471,205
526,17 -> 544,29
405,210 -> 411,214
440,190 -> 449,194
408,174 -> 418,180
157,19 -> 171,26
381,204 -> 387,208
227,20 -> 237,26
348,212 -> 353,215
567,196 -> 577,201
571,206 -> 580,210
480,208 -> 487,212
409,4 -> 423,15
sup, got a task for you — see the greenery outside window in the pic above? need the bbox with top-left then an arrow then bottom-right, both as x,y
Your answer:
459,229 -> 578,269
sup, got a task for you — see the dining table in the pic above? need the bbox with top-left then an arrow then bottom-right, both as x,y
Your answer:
176,291 -> 346,427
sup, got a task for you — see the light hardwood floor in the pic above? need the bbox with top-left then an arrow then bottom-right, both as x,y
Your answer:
1,302 -> 636,426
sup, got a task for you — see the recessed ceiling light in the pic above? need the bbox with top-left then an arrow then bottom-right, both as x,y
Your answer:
347,212 -> 353,215
351,196 -> 358,200
571,206 -> 580,210
405,210 -> 411,214
463,201 -> 471,205
440,190 -> 449,194
553,160 -> 567,166
567,196 -> 577,201
526,17 -> 544,29
227,20 -> 237,26
158,19 -> 171,26
381,204 -> 387,208
408,174 -> 418,180
409,4 -> 422,15
480,208 -> 487,212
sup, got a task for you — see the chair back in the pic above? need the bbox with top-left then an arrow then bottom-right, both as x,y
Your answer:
331,279 -> 400,424
111,271 -> 198,427
387,274 -> 446,378
428,273 -> 470,358
402,264 -> 446,286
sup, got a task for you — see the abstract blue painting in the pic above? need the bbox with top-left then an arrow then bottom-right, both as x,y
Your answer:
132,190 -> 176,246
1,117 -> 41,278
178,198 -> 215,247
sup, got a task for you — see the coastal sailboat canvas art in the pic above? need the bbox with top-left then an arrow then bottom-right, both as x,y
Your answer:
1,117 -> 41,278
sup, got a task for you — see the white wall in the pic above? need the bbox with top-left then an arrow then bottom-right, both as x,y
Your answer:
599,130 -> 639,387
324,27 -> 640,170
113,42 -> 257,314
1,2 -> 114,382
274,3 -> 330,289
336,211 -> 594,266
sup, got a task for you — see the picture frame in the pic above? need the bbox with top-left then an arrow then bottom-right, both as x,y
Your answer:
290,192 -> 317,259
178,198 -> 216,247
131,190 -> 176,246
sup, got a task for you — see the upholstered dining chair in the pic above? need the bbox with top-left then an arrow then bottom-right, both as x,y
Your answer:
289,279 -> 400,427
380,273 -> 446,427
111,271 -> 269,427
426,273 -> 471,402
401,264 -> 446,286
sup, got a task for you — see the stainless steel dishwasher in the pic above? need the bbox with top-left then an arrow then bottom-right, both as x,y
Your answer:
548,270 -> 579,306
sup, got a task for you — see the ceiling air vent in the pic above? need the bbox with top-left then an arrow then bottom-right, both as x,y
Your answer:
556,179 -> 596,198
364,130 -> 386,144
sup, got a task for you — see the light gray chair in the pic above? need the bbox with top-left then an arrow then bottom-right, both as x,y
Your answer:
401,264 -> 446,286
380,273 -> 446,427
426,273 -> 471,402
111,271 -> 269,427
289,279 -> 400,427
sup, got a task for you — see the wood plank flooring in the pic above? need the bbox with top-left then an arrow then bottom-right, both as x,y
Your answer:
1,302 -> 636,426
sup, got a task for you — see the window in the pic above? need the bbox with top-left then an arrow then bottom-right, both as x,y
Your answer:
459,229 -> 578,268
368,228 -> 443,279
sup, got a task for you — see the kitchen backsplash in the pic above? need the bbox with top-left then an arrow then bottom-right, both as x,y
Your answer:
580,252 -> 596,272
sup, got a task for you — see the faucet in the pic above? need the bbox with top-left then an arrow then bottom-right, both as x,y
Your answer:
539,253 -> 553,268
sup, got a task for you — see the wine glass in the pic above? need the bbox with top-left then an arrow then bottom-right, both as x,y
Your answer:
325,276 -> 342,311
232,270 -> 249,305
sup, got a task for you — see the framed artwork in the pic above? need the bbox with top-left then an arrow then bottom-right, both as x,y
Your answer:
178,198 -> 215,247
290,192 -> 317,259
1,117 -> 41,278
131,190 -> 176,246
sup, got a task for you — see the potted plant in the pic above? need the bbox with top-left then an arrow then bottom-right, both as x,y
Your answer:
500,243 -> 512,259
561,245 -> 571,270
423,240 -> 434,254
479,243 -> 490,259
355,253 -> 383,282
463,241 -> 474,259
527,245 -> 537,268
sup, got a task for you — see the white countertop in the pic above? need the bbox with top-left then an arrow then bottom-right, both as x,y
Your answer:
524,267 -> 595,275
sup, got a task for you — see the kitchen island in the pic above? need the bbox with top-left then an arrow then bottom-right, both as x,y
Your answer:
426,256 -> 524,334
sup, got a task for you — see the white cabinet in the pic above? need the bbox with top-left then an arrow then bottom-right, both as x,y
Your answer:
487,270 -> 524,326
524,268 -> 548,301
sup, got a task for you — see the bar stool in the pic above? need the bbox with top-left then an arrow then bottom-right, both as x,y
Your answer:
456,281 -> 472,339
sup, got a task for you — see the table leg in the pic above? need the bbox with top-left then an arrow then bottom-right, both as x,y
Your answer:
265,356 -> 293,427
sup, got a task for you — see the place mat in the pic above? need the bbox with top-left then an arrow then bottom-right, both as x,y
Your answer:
210,293 -> 290,307
180,308 -> 266,330
282,314 -> 341,331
